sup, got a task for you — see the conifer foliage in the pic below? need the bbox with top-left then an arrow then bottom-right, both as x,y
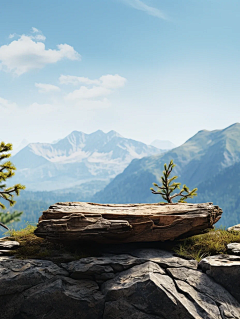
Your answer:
0,211 -> 23,226
0,142 -> 25,230
150,160 -> 197,203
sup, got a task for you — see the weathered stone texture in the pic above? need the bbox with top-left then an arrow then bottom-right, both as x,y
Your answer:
34,202 -> 222,244
199,254 -> 240,304
1,249 -> 240,319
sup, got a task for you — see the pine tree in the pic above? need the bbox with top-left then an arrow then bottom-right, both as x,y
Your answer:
0,142 -> 25,230
0,211 -> 23,229
150,160 -> 197,203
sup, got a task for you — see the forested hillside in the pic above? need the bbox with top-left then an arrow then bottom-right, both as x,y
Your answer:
93,123 -> 240,228
191,162 -> 240,227
93,123 -> 240,205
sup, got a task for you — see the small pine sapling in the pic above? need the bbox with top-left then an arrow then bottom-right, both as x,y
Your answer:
150,160 -> 197,203
0,142 -> 25,230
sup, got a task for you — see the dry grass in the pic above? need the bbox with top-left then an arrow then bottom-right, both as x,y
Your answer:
7,225 -> 98,261
174,228 -> 240,261
5,226 -> 240,262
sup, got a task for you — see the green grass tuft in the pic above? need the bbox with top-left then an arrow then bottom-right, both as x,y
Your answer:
5,226 -> 240,262
6,225 -> 99,261
174,228 -> 240,261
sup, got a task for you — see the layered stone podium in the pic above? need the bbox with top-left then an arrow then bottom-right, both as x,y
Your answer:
34,202 -> 222,243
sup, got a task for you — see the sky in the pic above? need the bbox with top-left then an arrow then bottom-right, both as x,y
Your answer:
1,0 -> 240,150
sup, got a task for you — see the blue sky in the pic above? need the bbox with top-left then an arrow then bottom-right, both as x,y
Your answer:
1,0 -> 240,149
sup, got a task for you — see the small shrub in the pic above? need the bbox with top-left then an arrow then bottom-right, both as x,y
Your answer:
150,160 -> 197,203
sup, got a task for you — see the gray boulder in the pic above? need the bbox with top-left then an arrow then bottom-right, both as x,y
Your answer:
227,242 -> 240,255
0,240 -> 20,250
228,224 -> 240,232
1,249 -> 240,319
199,254 -> 240,304
103,260 -> 240,319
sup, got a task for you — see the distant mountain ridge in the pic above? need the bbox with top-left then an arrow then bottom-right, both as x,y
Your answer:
191,161 -> 240,227
93,123 -> 240,205
6,123 -> 240,230
10,130 -> 164,191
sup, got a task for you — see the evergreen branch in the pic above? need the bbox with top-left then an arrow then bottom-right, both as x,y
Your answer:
150,160 -> 197,204
0,141 -> 25,215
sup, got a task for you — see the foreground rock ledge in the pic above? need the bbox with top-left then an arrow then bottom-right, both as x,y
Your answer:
1,250 -> 240,319
34,202 -> 222,243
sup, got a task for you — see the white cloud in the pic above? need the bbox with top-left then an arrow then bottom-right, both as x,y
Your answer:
35,83 -> 61,93
100,74 -> 127,89
59,74 -> 127,89
63,74 -> 127,102
32,27 -> 40,33
60,74 -> 126,88
59,75 -> 100,86
120,0 -> 166,19
66,86 -> 111,100
33,34 -> 46,41
0,31 -> 81,75
30,27 -> 46,41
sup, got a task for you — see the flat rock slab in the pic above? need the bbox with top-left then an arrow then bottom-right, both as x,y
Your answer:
199,254 -> 240,304
0,241 -> 20,250
228,224 -> 240,232
0,250 -> 14,256
227,243 -> 240,255
34,202 -> 222,244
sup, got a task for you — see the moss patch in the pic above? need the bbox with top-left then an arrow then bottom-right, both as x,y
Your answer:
5,226 -> 240,262
7,225 -> 99,262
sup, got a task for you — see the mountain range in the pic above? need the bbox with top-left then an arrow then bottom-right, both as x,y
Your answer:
10,130 -> 164,191
93,123 -> 240,227
5,123 -> 240,231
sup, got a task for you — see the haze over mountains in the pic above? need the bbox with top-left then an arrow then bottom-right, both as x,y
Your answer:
94,123 -> 240,203
10,130 -> 164,191
150,140 -> 176,150
93,123 -> 240,227
5,123 -> 240,232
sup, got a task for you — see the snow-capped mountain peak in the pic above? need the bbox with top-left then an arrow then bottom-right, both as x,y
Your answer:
11,130 -> 164,191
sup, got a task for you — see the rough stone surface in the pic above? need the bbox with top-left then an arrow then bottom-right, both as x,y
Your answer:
1,249 -> 240,319
0,240 -> 20,256
130,248 -> 198,269
34,202 -> 222,244
168,267 -> 240,318
0,240 -> 20,250
227,242 -> 240,255
61,250 -> 198,283
228,224 -> 240,232
199,254 -> 240,304
0,250 -> 13,256
0,257 -> 104,319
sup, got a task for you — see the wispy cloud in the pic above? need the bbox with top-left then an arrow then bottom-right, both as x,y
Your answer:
59,75 -> 100,86
120,0 -> 166,19
35,83 -> 61,93
62,74 -> 127,102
